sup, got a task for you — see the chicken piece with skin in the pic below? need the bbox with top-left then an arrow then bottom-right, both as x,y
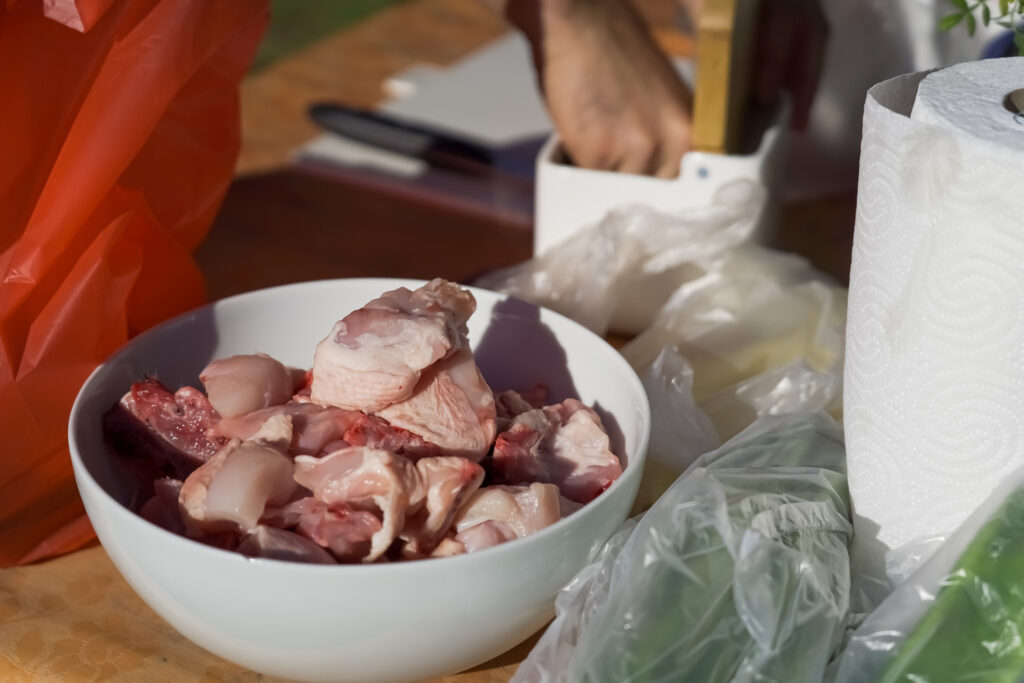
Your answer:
493,398 -> 622,504
179,414 -> 297,536
199,353 -> 297,418
216,403 -> 362,456
378,349 -> 497,461
293,447 -> 420,562
400,456 -> 485,553
453,483 -> 567,553
310,279 -> 476,413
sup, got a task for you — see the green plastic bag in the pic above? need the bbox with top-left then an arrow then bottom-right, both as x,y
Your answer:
514,413 -> 853,683
833,473 -> 1024,683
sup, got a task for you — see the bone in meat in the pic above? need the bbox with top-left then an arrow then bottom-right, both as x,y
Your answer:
492,399 -> 622,504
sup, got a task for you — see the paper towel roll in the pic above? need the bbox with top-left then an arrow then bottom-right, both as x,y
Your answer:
845,57 -> 1024,577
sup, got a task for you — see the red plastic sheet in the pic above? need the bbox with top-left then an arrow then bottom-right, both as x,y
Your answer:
0,0 -> 268,566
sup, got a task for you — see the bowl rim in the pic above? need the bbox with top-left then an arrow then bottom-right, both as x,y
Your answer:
68,277 -> 651,573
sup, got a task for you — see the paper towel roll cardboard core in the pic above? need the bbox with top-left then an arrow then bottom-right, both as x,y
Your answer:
1006,89 -> 1024,114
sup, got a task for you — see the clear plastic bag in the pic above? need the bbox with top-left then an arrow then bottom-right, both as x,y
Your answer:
476,180 -> 764,336
631,346 -> 720,512
621,246 -> 847,442
513,413 -> 852,683
832,467 -> 1024,683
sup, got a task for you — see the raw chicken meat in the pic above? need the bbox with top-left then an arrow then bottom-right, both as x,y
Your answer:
200,353 -> 295,418
495,387 -> 548,431
288,498 -> 384,563
310,279 -> 476,412
180,414 -> 297,535
216,403 -> 362,456
493,399 -> 622,504
237,525 -> 337,564
104,378 -> 228,478
378,349 -> 497,461
342,413 -> 444,460
294,447 -> 420,562
138,477 -> 184,535
400,456 -> 485,552
105,279 -> 624,565
453,483 -> 566,552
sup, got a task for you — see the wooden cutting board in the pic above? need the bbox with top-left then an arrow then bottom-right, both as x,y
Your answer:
0,545 -> 538,682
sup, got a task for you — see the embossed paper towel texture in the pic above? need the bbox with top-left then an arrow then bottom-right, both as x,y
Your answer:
845,58 -> 1024,572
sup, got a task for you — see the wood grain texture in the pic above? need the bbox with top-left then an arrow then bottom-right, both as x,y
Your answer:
691,0 -> 760,153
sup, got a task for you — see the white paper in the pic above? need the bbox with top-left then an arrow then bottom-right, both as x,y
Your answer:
844,58 -> 1024,578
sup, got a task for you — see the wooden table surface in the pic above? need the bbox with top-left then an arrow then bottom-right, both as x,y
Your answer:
0,1 -> 855,681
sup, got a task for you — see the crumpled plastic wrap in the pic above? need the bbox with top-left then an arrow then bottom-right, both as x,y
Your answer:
622,245 -> 847,443
477,181 -> 763,336
513,413 -> 852,683
0,0 -> 268,566
832,467 -> 1024,683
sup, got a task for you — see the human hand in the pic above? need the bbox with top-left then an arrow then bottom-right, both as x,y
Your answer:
502,0 -> 693,178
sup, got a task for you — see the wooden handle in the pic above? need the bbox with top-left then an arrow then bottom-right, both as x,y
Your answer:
691,0 -> 761,154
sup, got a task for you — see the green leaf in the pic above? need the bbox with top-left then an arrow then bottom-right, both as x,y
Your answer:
1001,0 -> 1011,15
951,0 -> 969,10
998,18 -> 1015,27
1015,30 -> 1024,55
940,11 -> 966,29
983,3 -> 992,24
966,11 -> 977,34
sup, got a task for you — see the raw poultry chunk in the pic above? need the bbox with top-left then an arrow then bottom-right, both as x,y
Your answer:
293,447 -> 420,562
401,456 -> 485,552
310,279 -> 476,412
493,399 -> 622,504
453,483 -> 565,552
200,353 -> 295,418
289,498 -> 383,563
180,414 -> 297,535
237,525 -> 337,564
138,477 -> 184,534
495,387 -> 548,431
342,413 -> 444,460
216,402 -> 362,456
104,378 -> 228,479
378,349 -> 497,461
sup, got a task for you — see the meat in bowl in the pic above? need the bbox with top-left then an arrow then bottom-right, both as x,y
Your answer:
103,279 -> 623,564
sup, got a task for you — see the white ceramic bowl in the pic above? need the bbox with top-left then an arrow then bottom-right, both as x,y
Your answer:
69,278 -> 650,683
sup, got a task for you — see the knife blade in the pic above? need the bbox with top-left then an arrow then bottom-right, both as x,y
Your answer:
308,102 -> 502,178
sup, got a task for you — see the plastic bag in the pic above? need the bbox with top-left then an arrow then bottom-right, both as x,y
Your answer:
477,180 -> 763,336
832,468 -> 1024,683
514,413 -> 852,683
0,0 -> 268,566
631,346 -> 720,512
622,246 -> 847,442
